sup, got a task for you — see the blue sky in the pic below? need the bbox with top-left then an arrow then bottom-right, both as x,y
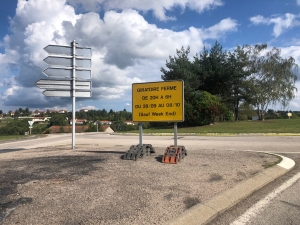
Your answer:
1,0 -> 300,113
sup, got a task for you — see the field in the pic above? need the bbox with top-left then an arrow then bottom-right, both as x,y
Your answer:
0,119 -> 299,142
130,118 -> 300,134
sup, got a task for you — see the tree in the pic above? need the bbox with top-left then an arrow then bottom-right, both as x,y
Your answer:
14,109 -> 20,119
196,41 -> 228,97
24,107 -> 30,116
161,46 -> 200,125
161,46 -> 199,93
194,42 -> 252,121
49,114 -> 68,126
246,44 -> 298,120
224,45 -> 252,120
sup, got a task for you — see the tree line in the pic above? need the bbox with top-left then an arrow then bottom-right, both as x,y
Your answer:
161,42 -> 298,125
0,108 -> 134,135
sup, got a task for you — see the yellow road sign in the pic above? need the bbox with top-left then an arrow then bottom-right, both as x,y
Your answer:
132,80 -> 184,122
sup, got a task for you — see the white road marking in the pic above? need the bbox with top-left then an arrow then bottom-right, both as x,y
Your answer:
231,171 -> 300,225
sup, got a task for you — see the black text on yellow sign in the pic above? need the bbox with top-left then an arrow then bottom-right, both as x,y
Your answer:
132,80 -> 184,122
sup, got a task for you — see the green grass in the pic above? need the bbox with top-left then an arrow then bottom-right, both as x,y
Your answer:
127,119 -> 300,134
0,135 -> 31,141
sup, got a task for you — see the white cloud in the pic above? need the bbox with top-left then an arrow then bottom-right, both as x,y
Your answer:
250,13 -> 300,37
67,0 -> 224,21
84,105 -> 98,110
0,0 -> 237,110
200,18 -> 238,39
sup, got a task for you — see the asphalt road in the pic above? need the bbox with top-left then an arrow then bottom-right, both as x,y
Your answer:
1,133 -> 300,224
1,133 -> 299,153
207,151 -> 300,225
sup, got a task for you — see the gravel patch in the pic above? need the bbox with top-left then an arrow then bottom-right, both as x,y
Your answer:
0,145 -> 279,225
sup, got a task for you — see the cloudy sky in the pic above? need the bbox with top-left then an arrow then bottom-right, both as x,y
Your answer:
1,0 -> 300,113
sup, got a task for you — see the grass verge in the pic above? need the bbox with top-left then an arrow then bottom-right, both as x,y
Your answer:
124,119 -> 300,134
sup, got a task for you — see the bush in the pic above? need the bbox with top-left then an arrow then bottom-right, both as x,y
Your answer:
44,128 -> 51,134
59,126 -> 64,133
0,119 -> 29,135
86,123 -> 97,132
185,91 -> 227,126
110,121 -> 138,132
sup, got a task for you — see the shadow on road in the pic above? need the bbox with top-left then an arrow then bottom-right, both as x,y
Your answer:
82,150 -> 125,154
0,148 -> 26,154
0,155 -> 106,222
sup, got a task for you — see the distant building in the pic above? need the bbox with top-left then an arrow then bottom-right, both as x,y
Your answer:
58,109 -> 68,113
99,120 -> 112,125
70,119 -> 87,125
124,120 -> 137,125
49,110 -> 58,113
18,116 -> 51,123
31,110 -> 45,116
32,117 -> 51,123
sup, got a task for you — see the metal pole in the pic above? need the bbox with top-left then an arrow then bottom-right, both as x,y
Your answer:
174,122 -> 178,146
72,40 -> 76,149
139,123 -> 143,147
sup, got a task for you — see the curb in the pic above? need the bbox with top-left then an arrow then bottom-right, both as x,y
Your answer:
164,154 -> 295,225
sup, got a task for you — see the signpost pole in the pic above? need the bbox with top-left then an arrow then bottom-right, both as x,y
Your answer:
139,123 -> 143,147
72,40 -> 76,149
174,122 -> 178,146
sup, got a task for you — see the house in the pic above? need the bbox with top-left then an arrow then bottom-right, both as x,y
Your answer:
70,119 -> 87,125
17,116 -> 51,123
32,117 -> 51,123
32,110 -> 42,116
58,109 -> 68,113
124,120 -> 137,125
99,120 -> 112,125
80,109 -> 89,112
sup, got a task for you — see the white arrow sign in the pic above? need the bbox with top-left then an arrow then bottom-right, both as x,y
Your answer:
44,56 -> 91,68
36,79 -> 91,90
43,90 -> 91,97
44,45 -> 91,57
42,67 -> 91,79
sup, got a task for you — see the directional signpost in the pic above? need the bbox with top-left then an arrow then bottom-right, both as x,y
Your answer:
36,40 -> 92,149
